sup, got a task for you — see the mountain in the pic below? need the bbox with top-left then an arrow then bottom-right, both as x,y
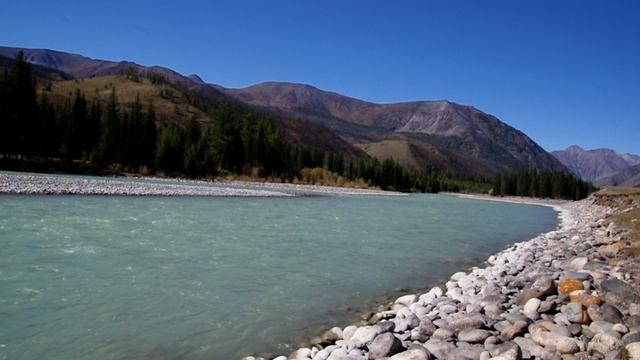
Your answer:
0,54 -> 71,81
594,163 -> 640,187
551,145 -> 640,184
222,82 -> 567,176
0,46 -> 362,158
0,46 -> 227,105
3,46 -> 569,177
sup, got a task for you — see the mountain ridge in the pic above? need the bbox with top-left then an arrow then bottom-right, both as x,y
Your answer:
1,45 -> 569,177
551,145 -> 640,186
221,81 -> 567,175
594,163 -> 640,187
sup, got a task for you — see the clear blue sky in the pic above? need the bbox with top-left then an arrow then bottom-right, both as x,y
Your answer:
2,0 -> 639,154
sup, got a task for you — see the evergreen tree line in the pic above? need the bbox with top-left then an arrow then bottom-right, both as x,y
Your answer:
5,53 -> 571,195
492,170 -> 597,200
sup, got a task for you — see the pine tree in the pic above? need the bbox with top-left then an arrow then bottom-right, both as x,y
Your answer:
1,52 -> 37,156
61,89 -> 87,159
140,102 -> 157,168
155,124 -> 185,173
94,88 -> 120,164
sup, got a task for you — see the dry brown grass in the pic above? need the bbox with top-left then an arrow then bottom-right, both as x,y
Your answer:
355,140 -> 418,168
595,188 -> 640,257
220,168 -> 375,190
613,208 -> 640,253
47,75 -> 213,126
598,187 -> 640,196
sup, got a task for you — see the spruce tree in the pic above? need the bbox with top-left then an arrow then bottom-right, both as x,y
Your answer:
94,88 -> 120,164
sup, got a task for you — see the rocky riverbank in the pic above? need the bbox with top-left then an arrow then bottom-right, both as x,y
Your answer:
0,171 -> 403,197
246,192 -> 640,360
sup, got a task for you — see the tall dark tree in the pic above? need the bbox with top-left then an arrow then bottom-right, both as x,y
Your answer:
94,88 -> 120,164
140,102 -> 157,168
0,52 -> 37,156
155,124 -> 185,173
61,89 -> 87,159
492,170 -> 596,200
36,91 -> 58,156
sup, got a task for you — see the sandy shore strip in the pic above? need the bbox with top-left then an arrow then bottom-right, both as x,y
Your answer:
250,195 -> 640,360
442,192 -> 569,211
218,180 -> 407,197
0,171 -> 403,197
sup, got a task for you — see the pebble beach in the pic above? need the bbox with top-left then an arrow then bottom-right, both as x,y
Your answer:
0,172 -> 403,197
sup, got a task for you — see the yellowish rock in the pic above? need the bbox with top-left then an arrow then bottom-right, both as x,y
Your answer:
569,290 -> 602,306
559,278 -> 584,295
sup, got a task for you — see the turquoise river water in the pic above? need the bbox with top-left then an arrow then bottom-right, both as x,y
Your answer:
0,192 -> 557,359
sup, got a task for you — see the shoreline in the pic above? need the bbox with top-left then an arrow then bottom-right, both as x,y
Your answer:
252,195 -> 640,359
443,193 -> 569,231
0,171 -> 404,197
442,192 -> 569,211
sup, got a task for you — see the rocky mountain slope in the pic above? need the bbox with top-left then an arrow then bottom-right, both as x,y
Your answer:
552,145 -> 640,185
222,82 -> 567,175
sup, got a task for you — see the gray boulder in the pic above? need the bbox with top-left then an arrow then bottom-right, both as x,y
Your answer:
600,304 -> 624,324
410,319 -> 436,342
347,322 -> 394,350
513,337 -> 554,359
447,313 -> 486,333
626,342 -> 640,360
322,327 -> 344,343
523,298 -> 541,320
627,315 -> 640,331
515,276 -> 556,306
424,340 -> 456,359
326,348 -> 366,360
531,331 -> 579,354
502,320 -> 528,340
600,279 -> 640,307
488,342 -> 521,360
368,332 -> 404,359
590,320 -> 615,334
396,294 -> 418,307
448,343 -> 485,359
289,348 -> 312,359
343,326 -> 358,341
314,345 -> 337,360
563,302 -> 585,324
566,257 -> 588,271
388,347 -> 433,360
587,333 -> 623,356
623,332 -> 640,345
458,329 -> 492,343
431,328 -> 454,341
393,308 -> 420,332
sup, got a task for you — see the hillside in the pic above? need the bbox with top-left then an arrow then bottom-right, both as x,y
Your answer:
50,76 -> 213,126
47,75 -> 363,159
0,46 -> 227,107
551,145 -> 640,184
222,82 -> 567,176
